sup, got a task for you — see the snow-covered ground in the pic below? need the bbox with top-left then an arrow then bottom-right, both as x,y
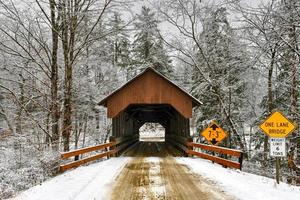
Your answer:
11,156 -> 300,200
12,157 -> 131,200
139,129 -> 165,141
139,130 -> 165,138
177,157 -> 300,200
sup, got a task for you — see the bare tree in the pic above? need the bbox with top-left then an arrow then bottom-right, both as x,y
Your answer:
0,0 -> 64,150
59,0 -> 113,151
234,0 -> 284,166
35,0 -> 61,149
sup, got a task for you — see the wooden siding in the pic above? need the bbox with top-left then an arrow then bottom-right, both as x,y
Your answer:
112,111 -> 140,137
107,70 -> 193,118
168,111 -> 190,137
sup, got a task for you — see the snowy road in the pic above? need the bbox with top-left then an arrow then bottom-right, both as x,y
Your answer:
110,142 -> 233,200
13,141 -> 300,200
110,156 -> 232,200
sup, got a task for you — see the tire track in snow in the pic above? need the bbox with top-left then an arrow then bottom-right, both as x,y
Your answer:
110,142 -> 234,200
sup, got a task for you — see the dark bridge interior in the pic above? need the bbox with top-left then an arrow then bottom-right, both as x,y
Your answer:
112,104 -> 190,139
126,104 -> 176,129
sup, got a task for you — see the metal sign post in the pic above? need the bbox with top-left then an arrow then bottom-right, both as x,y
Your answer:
259,111 -> 296,184
269,138 -> 286,184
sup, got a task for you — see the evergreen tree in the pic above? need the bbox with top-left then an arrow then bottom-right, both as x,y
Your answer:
192,7 -> 248,148
107,12 -> 131,70
132,6 -> 172,77
274,0 -> 300,178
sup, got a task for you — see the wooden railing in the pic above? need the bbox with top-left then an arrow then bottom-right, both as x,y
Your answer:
165,134 -> 190,154
187,142 -> 243,170
112,134 -> 139,156
166,134 -> 243,170
60,134 -> 138,172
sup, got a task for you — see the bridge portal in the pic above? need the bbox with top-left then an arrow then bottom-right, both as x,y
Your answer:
98,67 -> 202,152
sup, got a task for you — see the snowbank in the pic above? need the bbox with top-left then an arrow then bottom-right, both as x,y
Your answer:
13,157 -> 131,200
177,157 -> 300,200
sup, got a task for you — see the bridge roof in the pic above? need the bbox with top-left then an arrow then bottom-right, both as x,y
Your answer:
98,67 -> 202,118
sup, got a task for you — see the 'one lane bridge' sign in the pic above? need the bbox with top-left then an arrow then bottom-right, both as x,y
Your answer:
259,111 -> 296,138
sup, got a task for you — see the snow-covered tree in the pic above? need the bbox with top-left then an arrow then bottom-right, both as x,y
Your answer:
132,6 -> 173,77
191,7 -> 249,149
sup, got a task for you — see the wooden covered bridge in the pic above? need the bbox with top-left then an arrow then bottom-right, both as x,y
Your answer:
60,67 -> 243,172
98,67 -> 201,143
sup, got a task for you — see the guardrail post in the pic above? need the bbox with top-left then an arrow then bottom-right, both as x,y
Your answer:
109,136 -> 116,157
239,152 -> 244,170
187,137 -> 193,157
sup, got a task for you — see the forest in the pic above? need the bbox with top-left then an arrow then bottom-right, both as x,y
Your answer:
0,0 -> 299,198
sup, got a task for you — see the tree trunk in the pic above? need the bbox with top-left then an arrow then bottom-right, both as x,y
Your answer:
285,0 -> 299,168
62,60 -> 72,151
61,0 -> 77,151
0,104 -> 14,134
264,49 -> 276,167
45,111 -> 51,145
49,0 -> 60,150
289,20 -> 299,163
81,114 -> 88,159
16,72 -> 25,134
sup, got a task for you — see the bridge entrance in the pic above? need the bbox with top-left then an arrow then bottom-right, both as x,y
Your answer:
139,123 -> 165,142
98,67 -> 202,154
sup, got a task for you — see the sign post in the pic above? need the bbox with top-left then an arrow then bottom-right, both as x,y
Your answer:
259,111 -> 296,184
269,137 -> 286,184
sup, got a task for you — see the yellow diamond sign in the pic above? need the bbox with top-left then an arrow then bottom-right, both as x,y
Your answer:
201,121 -> 228,145
259,111 -> 296,138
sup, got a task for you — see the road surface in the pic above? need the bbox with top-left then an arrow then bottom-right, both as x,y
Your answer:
110,142 -> 234,200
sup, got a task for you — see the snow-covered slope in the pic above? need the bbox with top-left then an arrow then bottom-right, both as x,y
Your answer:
177,157 -> 300,200
13,157 -> 131,200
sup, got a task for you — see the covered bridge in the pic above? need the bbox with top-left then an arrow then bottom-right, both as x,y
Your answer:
98,67 -> 202,151
59,72 -> 245,172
